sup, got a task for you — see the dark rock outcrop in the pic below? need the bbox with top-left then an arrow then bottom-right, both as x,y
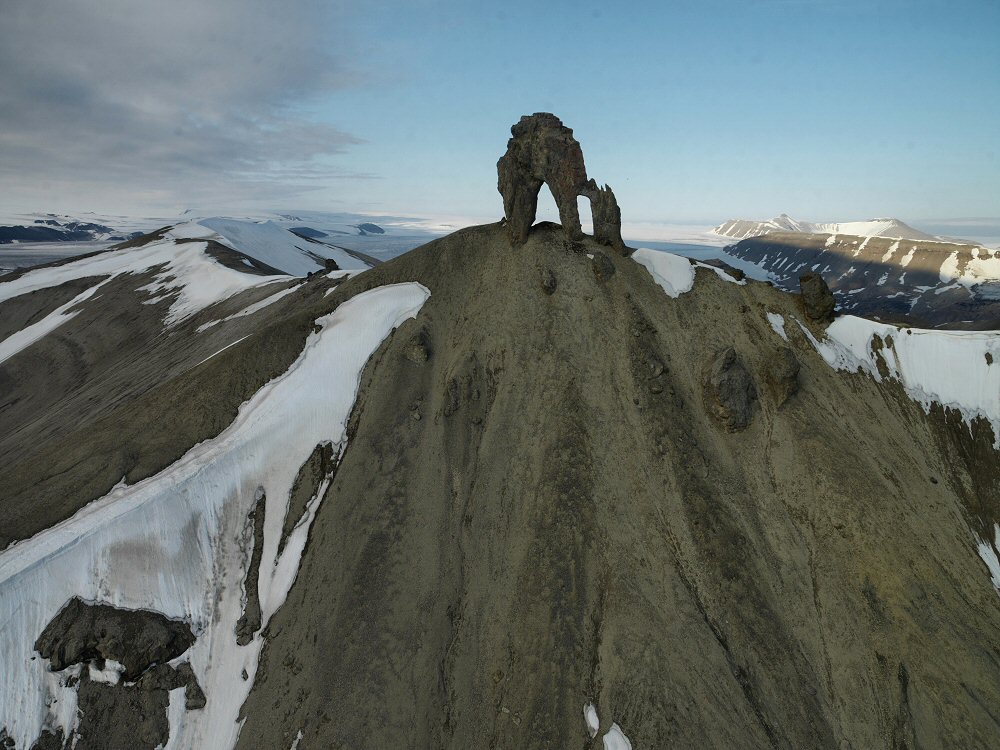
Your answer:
540,268 -> 557,295
585,181 -> 626,255
28,730 -> 64,750
74,672 -> 171,750
590,251 -> 616,282
279,443 -> 339,556
235,488 -> 267,646
497,113 -> 626,254
137,662 -> 206,710
799,272 -> 837,322
704,347 -> 758,431
34,598 -> 196,681
403,327 -> 432,364
765,347 -> 800,406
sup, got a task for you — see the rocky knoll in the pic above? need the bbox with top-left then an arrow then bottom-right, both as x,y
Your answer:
498,112 -> 626,254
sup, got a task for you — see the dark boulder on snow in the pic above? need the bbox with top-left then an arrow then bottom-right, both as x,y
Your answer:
27,730 -> 64,750
137,662 -> 206,710
235,490 -> 267,646
799,271 -> 836,322
497,113 -> 626,253
34,597 -> 195,680
703,346 -> 758,431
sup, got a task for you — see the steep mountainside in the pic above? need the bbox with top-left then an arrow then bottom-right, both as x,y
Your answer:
1,221 -> 999,748
1,115 -> 999,749
724,230 -> 1000,328
714,214 -> 939,242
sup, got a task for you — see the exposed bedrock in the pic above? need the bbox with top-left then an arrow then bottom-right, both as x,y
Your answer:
239,224 -> 1000,748
764,346 -> 800,406
799,271 -> 837,323
235,488 -> 267,646
703,346 -> 758,432
34,597 -> 196,681
29,598 -> 203,750
497,113 -> 626,253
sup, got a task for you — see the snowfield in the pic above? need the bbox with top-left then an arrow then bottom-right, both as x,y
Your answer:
797,316 -> 1000,444
0,283 -> 430,750
0,232 -> 289,327
198,218 -> 369,276
712,214 -> 942,242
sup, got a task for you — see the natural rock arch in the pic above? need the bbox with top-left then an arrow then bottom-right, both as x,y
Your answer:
497,112 -> 627,255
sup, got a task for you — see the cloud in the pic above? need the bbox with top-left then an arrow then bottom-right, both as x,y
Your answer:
0,0 -> 363,213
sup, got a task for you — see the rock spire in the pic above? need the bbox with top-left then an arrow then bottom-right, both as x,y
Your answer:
497,113 -> 627,255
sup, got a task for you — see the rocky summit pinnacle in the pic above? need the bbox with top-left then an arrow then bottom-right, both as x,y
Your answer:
497,112 -> 627,254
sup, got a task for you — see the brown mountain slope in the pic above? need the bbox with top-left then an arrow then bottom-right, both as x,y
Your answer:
233,221 -> 1000,749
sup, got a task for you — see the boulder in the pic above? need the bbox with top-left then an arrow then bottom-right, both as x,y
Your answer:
34,597 -> 196,681
704,347 -> 757,431
799,272 -> 836,322
591,251 -> 616,282
765,347 -> 800,406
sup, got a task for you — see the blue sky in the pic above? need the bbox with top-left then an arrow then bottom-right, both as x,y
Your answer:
3,0 -> 998,234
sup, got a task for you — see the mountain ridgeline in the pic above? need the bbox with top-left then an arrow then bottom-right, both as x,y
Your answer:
726,231 -> 1000,328
0,114 -> 999,749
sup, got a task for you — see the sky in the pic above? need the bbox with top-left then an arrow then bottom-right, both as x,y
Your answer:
1,0 -> 998,238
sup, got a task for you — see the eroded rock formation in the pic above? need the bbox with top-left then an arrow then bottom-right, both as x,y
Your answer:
34,597 -> 196,680
497,113 -> 627,254
703,347 -> 758,431
799,271 -> 837,323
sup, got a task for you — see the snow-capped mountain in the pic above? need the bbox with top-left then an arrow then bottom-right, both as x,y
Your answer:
0,211 -> 444,276
3,116 -> 1000,749
713,214 -> 940,242
722,231 -> 1000,328
0,216 -> 143,245
2,217 -> 1000,748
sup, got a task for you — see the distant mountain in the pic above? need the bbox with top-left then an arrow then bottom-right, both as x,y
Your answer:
713,214 -> 940,242
723,231 -> 1000,328
0,217 -> 142,244
3,219 -> 1000,749
4,113 -> 1000,749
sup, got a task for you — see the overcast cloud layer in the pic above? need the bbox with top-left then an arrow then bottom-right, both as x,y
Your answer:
0,0 -> 362,214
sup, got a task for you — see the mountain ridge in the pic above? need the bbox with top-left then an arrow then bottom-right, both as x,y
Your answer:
714,214 -> 942,242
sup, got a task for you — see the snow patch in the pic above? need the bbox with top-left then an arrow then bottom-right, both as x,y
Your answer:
197,284 -> 302,332
584,703 -> 599,738
767,312 -> 788,341
977,525 -> 1000,593
0,280 -> 108,364
694,261 -> 747,285
632,248 -> 696,298
799,315 -> 1000,446
0,283 -> 430,750
604,723 -> 633,750
88,659 -> 125,685
881,240 -> 901,263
